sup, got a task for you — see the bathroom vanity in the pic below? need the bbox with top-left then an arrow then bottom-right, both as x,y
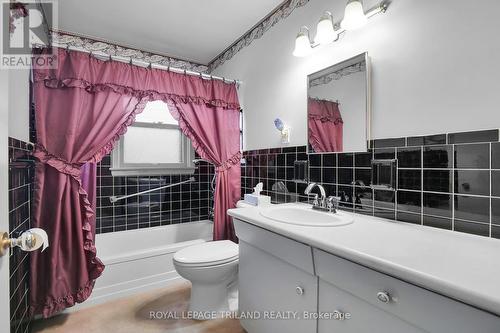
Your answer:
228,203 -> 500,333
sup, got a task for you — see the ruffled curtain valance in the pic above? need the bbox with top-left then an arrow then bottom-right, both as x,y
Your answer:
308,98 -> 343,124
33,48 -> 240,110
31,48 -> 241,317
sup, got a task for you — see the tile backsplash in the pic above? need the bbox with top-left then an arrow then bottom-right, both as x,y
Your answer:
241,129 -> 500,239
8,138 -> 34,333
95,155 -> 215,234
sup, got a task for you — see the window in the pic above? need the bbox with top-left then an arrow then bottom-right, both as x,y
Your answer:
110,101 -> 195,176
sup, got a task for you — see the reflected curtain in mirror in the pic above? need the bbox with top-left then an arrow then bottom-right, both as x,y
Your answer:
308,98 -> 343,152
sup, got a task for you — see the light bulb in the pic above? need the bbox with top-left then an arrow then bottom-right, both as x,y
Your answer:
315,12 -> 338,45
341,0 -> 368,30
292,31 -> 312,57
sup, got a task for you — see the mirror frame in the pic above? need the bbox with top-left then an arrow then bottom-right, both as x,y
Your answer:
307,52 -> 372,154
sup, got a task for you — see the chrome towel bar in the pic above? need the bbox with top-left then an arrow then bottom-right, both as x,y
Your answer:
109,177 -> 195,203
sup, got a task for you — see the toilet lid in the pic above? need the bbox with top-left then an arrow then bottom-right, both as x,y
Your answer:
173,240 -> 239,266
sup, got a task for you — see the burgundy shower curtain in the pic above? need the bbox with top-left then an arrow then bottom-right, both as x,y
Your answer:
308,98 -> 343,152
168,102 -> 241,241
31,48 -> 240,317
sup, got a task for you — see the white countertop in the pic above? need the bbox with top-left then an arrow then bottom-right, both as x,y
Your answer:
228,203 -> 500,316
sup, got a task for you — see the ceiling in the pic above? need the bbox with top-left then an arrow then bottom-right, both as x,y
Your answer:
52,0 -> 284,64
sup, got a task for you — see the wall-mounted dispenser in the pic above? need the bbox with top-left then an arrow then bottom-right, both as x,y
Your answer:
294,160 -> 309,183
274,118 -> 291,144
0,228 -> 49,257
371,159 -> 397,190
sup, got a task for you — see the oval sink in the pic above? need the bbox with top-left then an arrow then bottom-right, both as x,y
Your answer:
259,205 -> 354,227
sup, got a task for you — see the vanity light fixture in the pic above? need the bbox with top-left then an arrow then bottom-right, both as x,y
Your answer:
315,11 -> 338,45
292,26 -> 313,57
293,0 -> 388,57
341,0 -> 368,30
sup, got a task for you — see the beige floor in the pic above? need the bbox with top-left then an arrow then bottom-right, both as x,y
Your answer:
31,281 -> 246,333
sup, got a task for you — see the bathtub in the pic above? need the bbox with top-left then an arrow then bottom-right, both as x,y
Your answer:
68,220 -> 213,311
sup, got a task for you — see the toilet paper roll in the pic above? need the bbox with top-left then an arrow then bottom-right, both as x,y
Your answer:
19,228 -> 49,252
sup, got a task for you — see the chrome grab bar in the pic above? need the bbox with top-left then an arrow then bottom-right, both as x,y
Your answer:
109,177 -> 195,203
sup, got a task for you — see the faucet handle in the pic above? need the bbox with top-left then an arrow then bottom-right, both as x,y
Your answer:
326,196 -> 340,213
308,193 -> 319,206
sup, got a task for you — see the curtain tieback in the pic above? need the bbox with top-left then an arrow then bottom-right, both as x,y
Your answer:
33,145 -> 83,179
215,151 -> 242,173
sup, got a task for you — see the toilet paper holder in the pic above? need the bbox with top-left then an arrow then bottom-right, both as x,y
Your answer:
0,229 -> 49,257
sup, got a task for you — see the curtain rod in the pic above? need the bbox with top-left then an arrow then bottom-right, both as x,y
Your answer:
48,43 -> 242,85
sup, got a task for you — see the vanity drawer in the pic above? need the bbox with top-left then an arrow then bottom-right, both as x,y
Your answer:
318,280 -> 425,333
234,219 -> 315,274
239,241 -> 317,333
313,249 -> 500,333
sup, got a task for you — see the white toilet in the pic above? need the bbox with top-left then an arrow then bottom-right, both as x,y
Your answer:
173,240 -> 239,315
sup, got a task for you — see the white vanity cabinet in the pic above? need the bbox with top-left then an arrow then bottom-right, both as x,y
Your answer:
233,218 -> 500,333
234,219 -> 318,333
314,249 -> 500,333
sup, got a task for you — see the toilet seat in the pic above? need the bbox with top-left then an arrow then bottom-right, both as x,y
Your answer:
173,240 -> 239,267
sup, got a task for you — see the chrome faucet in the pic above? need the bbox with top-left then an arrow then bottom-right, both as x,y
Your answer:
304,183 -> 326,207
304,183 -> 339,213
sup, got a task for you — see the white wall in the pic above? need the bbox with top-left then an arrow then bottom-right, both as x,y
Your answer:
214,0 -> 500,151
8,69 -> 30,142
309,70 -> 366,152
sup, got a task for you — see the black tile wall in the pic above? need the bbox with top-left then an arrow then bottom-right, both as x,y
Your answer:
423,215 -> 453,230
397,190 -> 421,214
407,134 -> 446,146
423,193 -> 452,218
423,170 -> 452,193
492,198 -> 500,225
493,171 -> 500,197
241,128 -> 500,239
454,170 -> 489,196
397,147 -> 422,168
398,170 -> 421,190
95,154 -> 215,234
372,137 -> 406,149
448,129 -> 499,144
423,145 -> 453,168
492,142 -> 500,169
454,143 -> 489,169
8,138 -> 34,333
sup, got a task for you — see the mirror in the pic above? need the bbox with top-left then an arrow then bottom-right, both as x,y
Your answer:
307,52 -> 371,153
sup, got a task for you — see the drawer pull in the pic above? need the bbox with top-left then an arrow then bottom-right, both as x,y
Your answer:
333,310 -> 346,320
296,286 -> 304,295
376,291 -> 391,303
